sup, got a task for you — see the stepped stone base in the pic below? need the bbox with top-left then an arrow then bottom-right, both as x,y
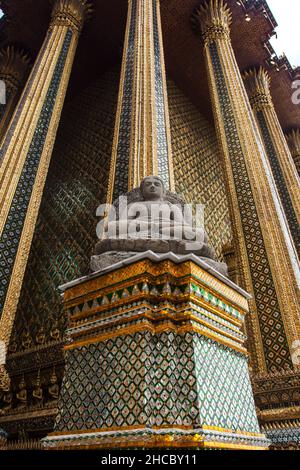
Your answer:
43,253 -> 269,450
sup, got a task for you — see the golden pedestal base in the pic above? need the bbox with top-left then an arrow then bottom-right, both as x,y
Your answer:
43,253 -> 269,450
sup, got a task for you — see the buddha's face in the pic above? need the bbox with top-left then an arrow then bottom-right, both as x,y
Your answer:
141,176 -> 164,201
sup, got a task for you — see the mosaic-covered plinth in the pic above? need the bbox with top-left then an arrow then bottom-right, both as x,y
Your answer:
43,254 -> 269,450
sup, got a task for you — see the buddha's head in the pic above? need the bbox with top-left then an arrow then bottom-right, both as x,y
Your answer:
140,176 -> 165,201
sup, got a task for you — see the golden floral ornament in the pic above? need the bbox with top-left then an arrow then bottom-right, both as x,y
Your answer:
0,46 -> 30,91
286,129 -> 300,159
191,0 -> 232,44
243,67 -> 273,111
51,0 -> 93,33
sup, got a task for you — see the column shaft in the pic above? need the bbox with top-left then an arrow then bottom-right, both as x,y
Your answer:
107,0 -> 174,203
0,0 -> 91,387
243,68 -> 300,256
192,0 -> 300,374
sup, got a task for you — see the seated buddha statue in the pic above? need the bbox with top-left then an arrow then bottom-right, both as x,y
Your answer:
47,369 -> 59,404
32,371 -> 43,406
93,176 -> 227,276
16,376 -> 27,409
2,390 -> 12,413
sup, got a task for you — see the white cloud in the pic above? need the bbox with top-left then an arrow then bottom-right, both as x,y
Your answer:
268,0 -> 300,67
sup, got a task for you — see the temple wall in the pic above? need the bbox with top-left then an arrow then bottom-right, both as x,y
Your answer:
168,81 -> 232,259
9,70 -> 232,354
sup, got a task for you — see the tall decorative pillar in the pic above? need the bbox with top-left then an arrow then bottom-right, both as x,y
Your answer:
243,68 -> 300,256
0,47 -> 30,143
107,0 -> 175,203
286,129 -> 300,176
191,0 -> 300,375
0,0 -> 91,390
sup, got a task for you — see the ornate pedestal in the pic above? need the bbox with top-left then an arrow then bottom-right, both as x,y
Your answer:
43,252 -> 269,450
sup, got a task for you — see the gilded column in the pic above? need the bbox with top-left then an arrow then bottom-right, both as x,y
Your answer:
0,47 -> 30,143
243,68 -> 300,256
286,129 -> 300,176
191,0 -> 300,374
0,0 -> 91,390
107,0 -> 174,203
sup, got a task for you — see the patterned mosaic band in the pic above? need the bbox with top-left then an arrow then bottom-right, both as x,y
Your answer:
108,0 -> 174,203
43,258 -> 268,450
192,0 -> 300,374
44,425 -> 269,450
0,0 -> 90,384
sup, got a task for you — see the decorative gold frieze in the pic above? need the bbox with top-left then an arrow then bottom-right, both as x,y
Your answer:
259,407 -> 300,423
50,0 -> 92,34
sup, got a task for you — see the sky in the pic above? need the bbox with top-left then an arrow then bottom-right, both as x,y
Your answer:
0,2 -> 299,66
268,0 -> 300,67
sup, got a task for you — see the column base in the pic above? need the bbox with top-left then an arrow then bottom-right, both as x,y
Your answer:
42,253 -> 269,451
44,426 -> 268,450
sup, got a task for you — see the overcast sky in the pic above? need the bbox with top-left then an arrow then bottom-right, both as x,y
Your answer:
0,2 -> 299,66
268,0 -> 300,67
